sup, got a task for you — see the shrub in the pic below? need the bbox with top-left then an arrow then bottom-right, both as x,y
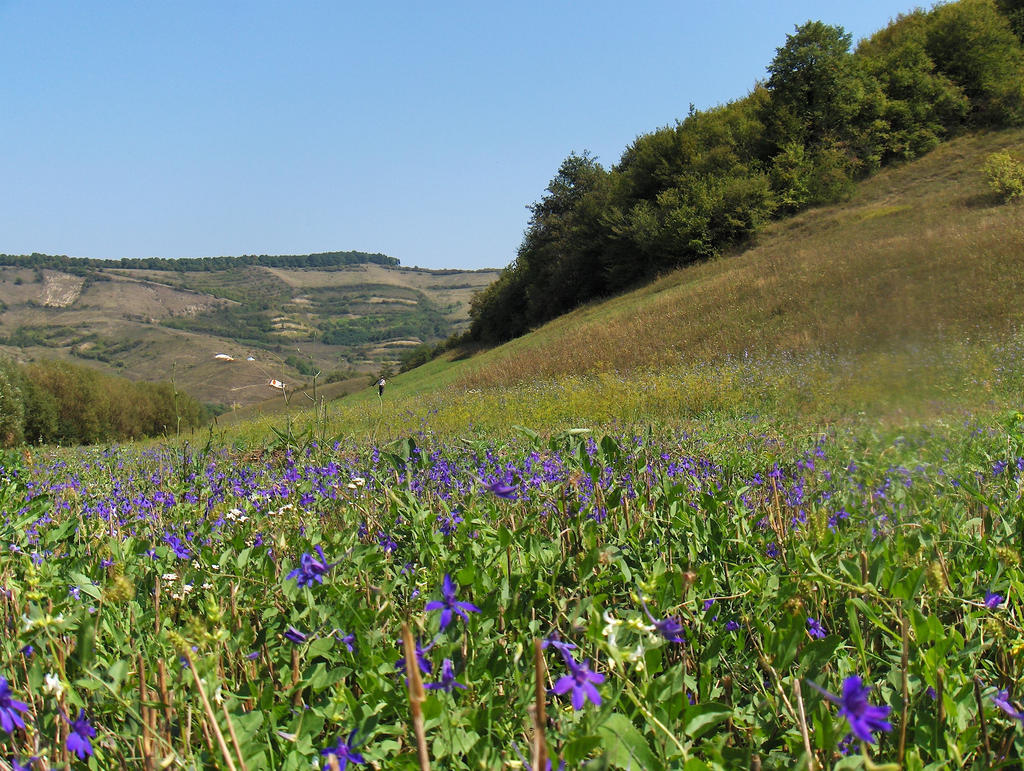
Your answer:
0,364 -> 25,447
983,150 -> 1024,200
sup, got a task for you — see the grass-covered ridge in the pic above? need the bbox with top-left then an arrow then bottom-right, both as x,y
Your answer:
459,129 -> 1024,390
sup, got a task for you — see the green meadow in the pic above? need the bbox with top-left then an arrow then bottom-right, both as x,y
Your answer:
1,127 -> 1022,769
4,1 -> 1024,765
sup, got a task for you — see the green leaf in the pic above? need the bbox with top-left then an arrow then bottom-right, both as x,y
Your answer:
848,597 -> 898,641
598,713 -> 659,769
682,702 -> 732,740
564,734 -> 603,766
76,619 -> 96,672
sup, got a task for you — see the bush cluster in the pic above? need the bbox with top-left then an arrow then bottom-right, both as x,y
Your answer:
984,150 -> 1024,200
0,357 -> 207,447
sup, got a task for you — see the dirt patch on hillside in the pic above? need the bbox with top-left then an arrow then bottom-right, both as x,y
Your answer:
41,272 -> 86,307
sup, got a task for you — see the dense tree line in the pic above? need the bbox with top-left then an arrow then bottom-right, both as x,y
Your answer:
0,357 -> 206,447
469,0 -> 1024,344
0,250 -> 398,273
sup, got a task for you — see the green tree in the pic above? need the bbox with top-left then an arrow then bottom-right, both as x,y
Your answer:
983,150 -> 1024,200
926,0 -> 1024,126
468,265 -> 531,342
995,0 -> 1024,43
856,12 -> 970,164
513,152 -> 610,325
764,21 -> 864,151
20,376 -> 59,444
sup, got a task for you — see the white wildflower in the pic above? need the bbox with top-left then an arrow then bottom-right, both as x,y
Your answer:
43,672 -> 64,698
602,609 -> 622,647
626,643 -> 646,672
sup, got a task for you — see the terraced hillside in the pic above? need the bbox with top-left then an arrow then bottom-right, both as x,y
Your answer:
0,257 -> 498,409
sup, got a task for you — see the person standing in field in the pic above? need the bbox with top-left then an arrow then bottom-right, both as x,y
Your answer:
377,377 -> 386,397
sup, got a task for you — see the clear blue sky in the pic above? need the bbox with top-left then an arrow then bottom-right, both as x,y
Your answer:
0,1 -> 920,270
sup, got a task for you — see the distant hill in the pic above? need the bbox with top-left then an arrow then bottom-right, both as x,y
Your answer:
0,252 -> 498,409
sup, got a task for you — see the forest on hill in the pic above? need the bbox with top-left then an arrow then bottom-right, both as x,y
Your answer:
0,250 -> 398,275
468,0 -> 1024,343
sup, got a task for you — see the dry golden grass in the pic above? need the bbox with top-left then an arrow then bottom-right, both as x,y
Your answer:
456,129 -> 1024,391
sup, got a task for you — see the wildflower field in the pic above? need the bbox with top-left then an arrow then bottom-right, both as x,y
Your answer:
1,408 -> 1023,770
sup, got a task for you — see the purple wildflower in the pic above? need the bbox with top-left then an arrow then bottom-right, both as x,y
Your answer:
837,732 -> 857,756
425,574 -> 481,630
424,658 -> 467,693
284,626 -> 308,644
0,677 -> 29,734
808,675 -> 892,744
807,617 -> 827,639
992,690 -> 1024,723
320,729 -> 365,769
984,591 -> 1004,609
551,652 -> 604,710
512,742 -> 567,771
285,545 -> 337,588
541,631 -> 577,660
641,599 -> 685,643
725,620 -> 741,632
483,480 -> 516,500
436,511 -> 463,536
66,709 -> 96,759
333,629 -> 356,653
376,530 -> 397,554
395,637 -> 434,676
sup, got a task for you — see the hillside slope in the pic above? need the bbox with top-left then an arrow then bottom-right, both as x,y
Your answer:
455,129 -> 1024,389
236,129 -> 1024,440
0,259 -> 498,408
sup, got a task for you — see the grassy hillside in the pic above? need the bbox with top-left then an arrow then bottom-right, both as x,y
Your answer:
228,129 -> 1024,442
0,259 -> 498,409
457,129 -> 1024,385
